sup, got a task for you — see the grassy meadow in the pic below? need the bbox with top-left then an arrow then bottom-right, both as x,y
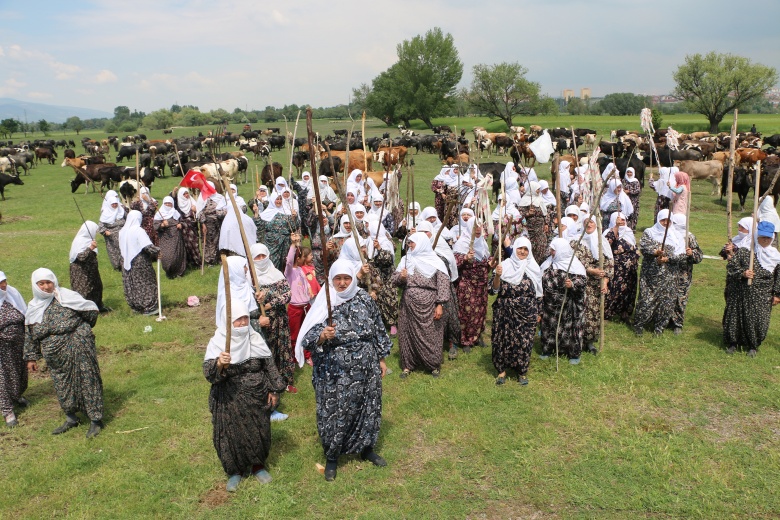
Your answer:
1,114 -> 780,519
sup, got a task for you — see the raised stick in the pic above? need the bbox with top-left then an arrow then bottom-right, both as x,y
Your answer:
287,110 -> 301,184
220,253 -> 231,375
748,160 -> 762,286
361,111 -> 368,171
433,198 -> 457,250
726,110 -> 738,239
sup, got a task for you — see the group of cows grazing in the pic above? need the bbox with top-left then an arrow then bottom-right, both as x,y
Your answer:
0,123 -> 779,211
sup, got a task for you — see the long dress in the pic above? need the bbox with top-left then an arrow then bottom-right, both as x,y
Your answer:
23,300 -> 103,421
301,290 -> 392,461
130,200 -> 159,247
518,205 -> 549,264
633,233 -> 686,334
603,229 -> 639,320
454,254 -> 491,347
70,249 -> 104,310
122,245 -> 160,314
671,233 -> 703,329
254,214 -> 297,272
491,276 -> 542,376
98,218 -> 125,271
722,248 -> 780,350
367,250 -> 398,329
392,269 -> 450,372
154,218 -> 187,278
252,280 -> 294,388
540,269 -> 587,359
198,199 -> 227,266
623,180 -> 641,231
204,357 -> 285,476
573,242 -> 614,345
0,301 -> 27,417
178,207 -> 202,267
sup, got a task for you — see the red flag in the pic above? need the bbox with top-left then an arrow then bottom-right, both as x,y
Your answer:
180,170 -> 216,199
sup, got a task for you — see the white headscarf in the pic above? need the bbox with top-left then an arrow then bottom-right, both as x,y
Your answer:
215,256 -> 258,327
368,194 -> 385,217
540,237 -> 586,277
367,221 -> 394,259
230,184 -> 247,210
501,162 -> 519,191
732,217 -> 754,249
155,196 -> 180,221
559,216 -> 580,240
332,214 -> 352,239
397,232 -> 448,278
0,271 -> 27,314
605,211 -> 635,246
758,196 -> 780,233
249,243 -> 286,285
600,179 -> 634,216
177,188 -> 193,216
403,201 -> 421,229
500,236 -> 543,296
584,216 -> 613,259
118,210 -> 152,270
218,208 -> 257,256
25,268 -> 98,325
139,186 -> 155,211
452,219 -> 489,261
339,238 -> 366,272
294,258 -> 360,367
318,175 -> 337,202
434,165 -> 460,187
538,180 -> 556,206
517,181 -> 547,215
645,209 -> 685,255
429,230 -> 458,281
624,167 -> 640,184
204,298 -> 271,364
558,161 -> 571,193
69,221 -> 99,263
270,176 -> 289,200
491,194 -> 521,221
99,191 -> 125,224
259,193 -> 292,222
300,172 -> 314,199
755,230 -> 780,272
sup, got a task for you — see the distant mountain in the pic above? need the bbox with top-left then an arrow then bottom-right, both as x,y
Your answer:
0,98 -> 112,124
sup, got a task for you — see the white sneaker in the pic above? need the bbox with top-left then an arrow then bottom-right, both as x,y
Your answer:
270,410 -> 288,422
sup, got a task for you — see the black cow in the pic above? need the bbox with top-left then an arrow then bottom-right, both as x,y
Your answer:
597,154 -> 647,188
333,129 -> 348,138
115,145 -> 138,162
549,127 -> 570,138
762,134 -> 780,148
574,128 -> 596,137
267,135 -> 286,151
318,156 -> 343,177
722,167 -> 753,211
292,137 -> 307,149
267,127 -> 280,134
291,151 -> 308,175
599,141 -> 625,157
0,173 -> 23,200
654,146 -> 702,166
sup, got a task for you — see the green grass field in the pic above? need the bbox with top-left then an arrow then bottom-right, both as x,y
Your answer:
1,115 -> 779,519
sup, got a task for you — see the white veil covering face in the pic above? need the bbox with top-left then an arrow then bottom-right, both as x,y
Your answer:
100,191 -> 125,224
600,179 -> 634,217
452,219 -> 489,261
204,298 -> 271,364
732,217 -> 754,249
646,209 -> 685,255
215,256 -> 258,327
69,221 -> 99,263
25,268 -> 98,325
605,212 -> 635,246
118,210 -> 153,270
540,237 -> 587,277
294,258 -> 360,367
583,216 -> 613,259
218,207 -> 257,256
500,236 -> 543,297
249,243 -> 285,285
0,271 -> 27,314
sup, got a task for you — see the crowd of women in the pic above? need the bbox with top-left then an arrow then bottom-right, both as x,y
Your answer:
1,159 -> 779,492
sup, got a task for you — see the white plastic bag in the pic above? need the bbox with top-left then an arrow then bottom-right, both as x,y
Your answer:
529,130 -> 555,163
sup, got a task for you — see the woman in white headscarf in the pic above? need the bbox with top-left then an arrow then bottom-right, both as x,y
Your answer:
215,256 -> 258,330
299,172 -> 315,200
69,220 -> 106,311
255,191 -> 298,272
500,162 -> 523,205
491,236 -> 543,385
431,165 -> 461,226
517,181 -> 550,263
270,176 -> 290,200
23,268 -> 103,438
197,181 -> 228,266
491,195 -> 522,251
174,187 -> 202,267
539,237 -> 587,363
97,190 -> 126,270
119,210 -> 160,314
450,207 -> 475,242
130,185 -> 159,247
317,175 -> 338,209
392,233 -> 450,378
229,183 -> 247,213
453,219 -> 495,351
757,195 -> 780,246
218,202 -> 257,259
346,169 -> 366,205
0,271 -> 28,427
297,258 -> 391,481
154,196 -> 187,278
366,220 -> 399,334
600,178 -> 635,229
722,221 -> 780,357
305,197 -> 334,285
203,298 -> 285,492
622,167 -> 642,230
633,209 -> 687,337
669,214 -> 703,334
603,212 -> 638,322
721,217 -> 754,262
557,160 -> 572,200
394,201 -> 421,241
250,185 -> 270,216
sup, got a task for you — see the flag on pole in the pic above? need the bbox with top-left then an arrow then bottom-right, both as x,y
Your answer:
180,169 -> 216,198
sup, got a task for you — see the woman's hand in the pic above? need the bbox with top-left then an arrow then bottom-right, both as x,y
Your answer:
773,296 -> 780,306
373,239 -> 381,251
258,316 -> 270,327
399,268 -> 408,281
361,264 -> 370,277
217,352 -> 231,368
176,223 -> 182,229
319,325 -> 336,343
495,265 -> 503,276
601,279 -> 609,294
27,361 -> 38,372
744,269 -> 754,279
654,249 -> 664,257
267,391 -> 279,408
656,256 -> 669,265
163,219 -> 169,227
89,240 -> 97,250
564,278 -> 573,288
380,358 -> 387,378
104,230 -> 111,236
434,304 -> 443,320
466,250 -> 475,262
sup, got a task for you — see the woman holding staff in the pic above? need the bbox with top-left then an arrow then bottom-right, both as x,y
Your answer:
431,165 -> 461,227
453,220 -> 494,352
197,182 -> 228,266
154,196 -> 187,278
603,212 -> 638,322
574,217 -> 614,356
69,221 -> 106,312
174,187 -> 202,268
0,272 -> 28,428
669,214 -> 703,334
254,191 -> 298,272
119,210 -> 160,315
97,191 -> 126,271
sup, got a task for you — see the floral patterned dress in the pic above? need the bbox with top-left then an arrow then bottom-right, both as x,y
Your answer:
540,269 -> 586,359
254,214 -> 297,272
70,249 -> 104,310
367,249 -> 398,329
603,230 -> 639,320
198,199 -> 227,266
572,241 -> 614,345
671,233 -> 703,329
305,204 -> 333,285
130,200 -> 159,247
0,301 -> 27,417
623,180 -> 641,230
154,217 -> 187,278
122,245 -> 160,314
98,218 -> 125,271
518,205 -> 549,264
252,279 -> 293,388
633,233 -> 686,334
491,276 -> 542,376
178,207 -> 202,267
454,254 -> 491,347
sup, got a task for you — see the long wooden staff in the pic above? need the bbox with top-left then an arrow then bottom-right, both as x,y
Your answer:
287,111 -> 301,184
497,168 -> 506,262
554,153 -> 563,237
410,160 -> 416,228
220,253 -> 231,374
726,110 -> 738,240
374,169 -> 389,241
361,111 -> 368,171
748,160 -> 762,286
172,143 -> 186,177
306,109 -> 333,325
433,198 -> 457,249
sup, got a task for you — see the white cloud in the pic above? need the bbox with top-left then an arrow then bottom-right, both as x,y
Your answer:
27,91 -> 53,99
95,69 -> 118,83
271,9 -> 288,25
6,78 -> 26,89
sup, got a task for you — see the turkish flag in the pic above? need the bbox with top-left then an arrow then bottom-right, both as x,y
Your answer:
180,170 -> 216,199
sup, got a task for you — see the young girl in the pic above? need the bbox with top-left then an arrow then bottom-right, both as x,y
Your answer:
286,234 -> 319,366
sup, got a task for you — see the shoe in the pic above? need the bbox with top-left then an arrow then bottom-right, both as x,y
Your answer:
86,421 -> 103,439
270,411 -> 288,422
400,370 -> 410,379
673,327 -> 682,335
52,419 -> 80,435
324,460 -> 338,482
747,349 -> 757,358
634,327 -> 643,337
286,385 -> 298,394
477,337 -> 487,348
518,376 -> 529,386
495,376 -> 506,385
448,346 -> 458,360
538,354 -> 550,360
226,474 -> 242,492
569,357 -> 581,365
431,369 -> 440,379
253,468 -> 272,484
726,345 -> 737,355
389,325 -> 397,336
361,450 -> 387,467
15,397 -> 29,408
462,346 -> 472,355
652,329 -> 663,337
99,306 -> 113,313
587,344 -> 598,356
6,418 -> 18,428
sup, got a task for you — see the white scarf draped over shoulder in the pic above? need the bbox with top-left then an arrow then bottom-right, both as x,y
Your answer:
645,209 -> 685,255
397,232 -> 448,278
215,256 -> 258,327
0,271 -> 27,314
25,268 -> 98,325
540,237 -> 586,277
118,210 -> 153,270
69,221 -> 99,263
500,236 -> 542,296
204,298 -> 271,363
605,212 -> 636,246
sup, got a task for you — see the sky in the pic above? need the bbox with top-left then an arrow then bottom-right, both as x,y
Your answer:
1,0 -> 779,114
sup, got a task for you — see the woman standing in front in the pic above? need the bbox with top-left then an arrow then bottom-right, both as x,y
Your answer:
0,272 -> 28,428
97,191 -> 125,271
24,268 -> 103,438
603,212 -> 639,323
119,210 -> 160,315
255,191 -> 298,272
296,259 -> 391,481
175,187 -> 202,268
491,237 -> 543,386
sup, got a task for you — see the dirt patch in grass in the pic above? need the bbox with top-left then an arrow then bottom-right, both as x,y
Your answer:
166,297 -> 216,346
198,483 -> 230,511
704,409 -> 780,445
0,214 -> 32,224
467,502 -> 560,520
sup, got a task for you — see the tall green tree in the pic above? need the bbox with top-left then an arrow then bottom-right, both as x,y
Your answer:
65,116 -> 84,135
113,106 -> 130,124
468,62 -> 541,128
0,118 -> 20,138
673,52 -> 778,133
37,119 -> 50,135
598,93 -> 651,116
365,64 -> 414,127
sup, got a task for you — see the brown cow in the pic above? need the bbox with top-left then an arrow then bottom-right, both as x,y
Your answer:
375,146 -> 407,168
319,150 -> 374,173
676,159 -> 724,195
735,147 -> 768,166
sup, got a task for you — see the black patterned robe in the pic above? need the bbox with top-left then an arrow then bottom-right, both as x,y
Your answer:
98,218 -> 125,271
540,269 -> 586,359
491,276 -> 541,376
70,249 -> 104,310
671,233 -> 703,328
633,233 -> 686,333
0,301 -> 27,417
122,245 -> 160,314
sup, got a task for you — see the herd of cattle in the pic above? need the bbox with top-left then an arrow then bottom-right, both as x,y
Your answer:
0,123 -> 779,210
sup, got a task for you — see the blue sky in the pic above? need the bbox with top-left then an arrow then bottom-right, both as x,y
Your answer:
1,0 -> 778,113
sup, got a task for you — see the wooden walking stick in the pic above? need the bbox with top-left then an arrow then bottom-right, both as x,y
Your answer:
361,111 -> 368,172
410,160 -> 416,228
374,169 -> 389,241
433,198 -> 457,250
287,110 -> 301,184
726,110 -> 738,239
554,153 -> 563,237
219,253 -> 231,375
306,108 -> 333,325
748,161 -> 762,286
172,143 -> 186,177
497,169 -> 506,262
